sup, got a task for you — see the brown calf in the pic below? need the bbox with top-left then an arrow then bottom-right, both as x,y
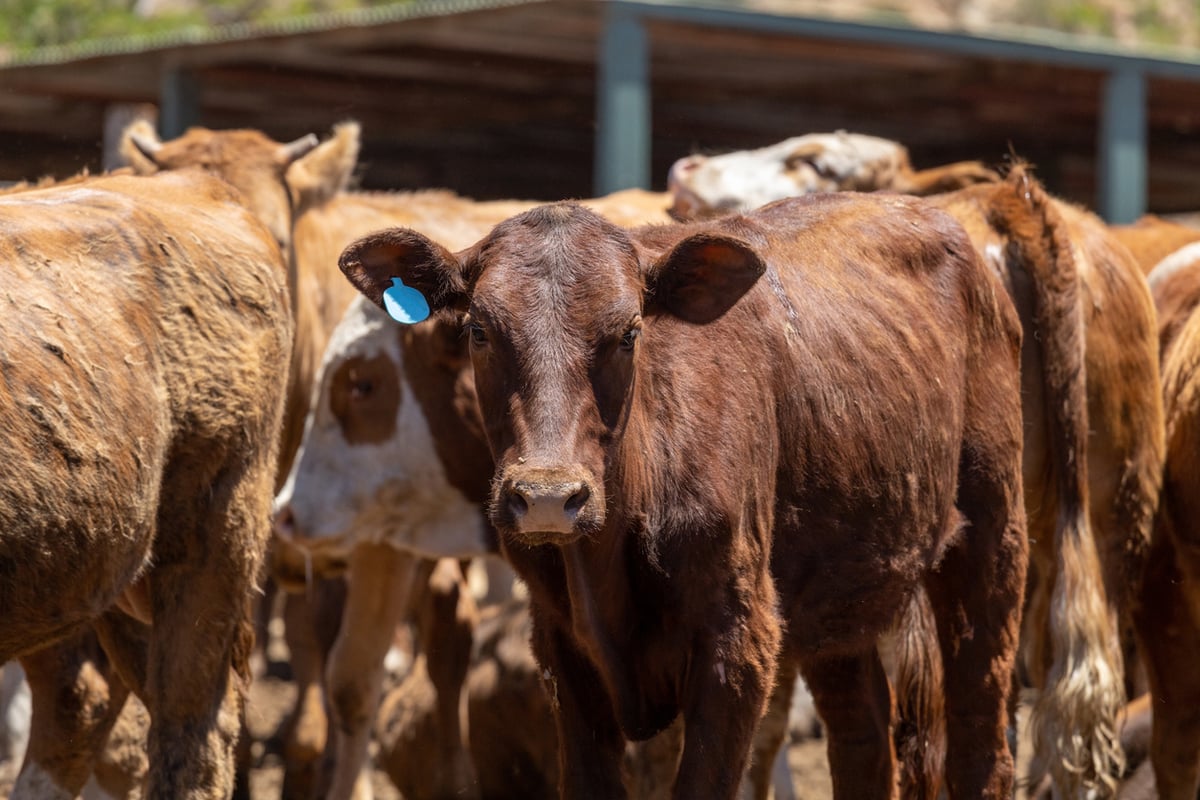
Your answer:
270,131 -> 672,797
340,193 -> 1028,799
0,168 -> 292,798
671,145 -> 1163,797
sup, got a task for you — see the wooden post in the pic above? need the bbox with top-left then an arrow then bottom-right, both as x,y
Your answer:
159,67 -> 200,139
595,3 -> 651,195
1097,66 -> 1146,223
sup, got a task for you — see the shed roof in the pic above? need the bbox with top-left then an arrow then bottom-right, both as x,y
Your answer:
3,0 -> 1200,212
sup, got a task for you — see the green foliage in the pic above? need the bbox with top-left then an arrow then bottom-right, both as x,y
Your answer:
1010,0 -> 1195,46
1,0 -> 1197,53
0,0 -> 403,52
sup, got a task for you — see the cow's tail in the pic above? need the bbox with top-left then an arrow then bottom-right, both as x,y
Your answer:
990,164 -> 1125,797
892,589 -> 945,800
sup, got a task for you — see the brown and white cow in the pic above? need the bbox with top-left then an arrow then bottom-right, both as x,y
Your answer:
670,142 -> 1164,798
339,192 -> 1029,799
0,167 -> 293,798
667,130 -> 997,221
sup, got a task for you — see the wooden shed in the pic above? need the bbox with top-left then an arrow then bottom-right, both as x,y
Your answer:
3,0 -> 1200,221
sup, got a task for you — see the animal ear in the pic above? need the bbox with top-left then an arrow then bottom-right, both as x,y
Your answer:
287,121 -> 361,216
120,120 -> 163,174
339,228 -> 472,318
273,133 -> 320,170
647,233 -> 766,324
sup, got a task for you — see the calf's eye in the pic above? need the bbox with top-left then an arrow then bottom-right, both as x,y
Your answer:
349,378 -> 374,400
468,322 -> 488,346
619,327 -> 640,351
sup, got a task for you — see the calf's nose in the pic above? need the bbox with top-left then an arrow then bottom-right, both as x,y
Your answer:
507,478 -> 591,534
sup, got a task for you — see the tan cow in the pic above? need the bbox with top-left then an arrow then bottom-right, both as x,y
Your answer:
669,142 -> 1164,798
1108,216 -> 1200,800
0,167 -> 293,798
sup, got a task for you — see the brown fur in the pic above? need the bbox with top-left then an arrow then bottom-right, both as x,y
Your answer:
460,598 -> 560,799
341,192 -> 1029,799
264,125 -> 671,797
0,168 -> 292,798
1112,214 -> 1200,277
1112,218 -> 1200,800
379,588 -> 708,800
669,151 -> 1164,798
9,123 -> 320,800
927,169 -> 1143,798
1113,214 -> 1200,359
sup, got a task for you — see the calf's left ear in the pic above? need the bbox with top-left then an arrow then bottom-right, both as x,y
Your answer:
339,228 -> 471,321
647,233 -> 766,324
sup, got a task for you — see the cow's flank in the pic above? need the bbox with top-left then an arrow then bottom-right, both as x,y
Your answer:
0,168 -> 291,799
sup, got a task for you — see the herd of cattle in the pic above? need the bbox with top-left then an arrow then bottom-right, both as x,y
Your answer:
0,120 -> 1199,800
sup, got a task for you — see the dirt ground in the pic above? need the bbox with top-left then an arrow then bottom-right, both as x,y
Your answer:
238,674 -> 1035,800
240,672 -> 834,800
0,660 -> 1035,800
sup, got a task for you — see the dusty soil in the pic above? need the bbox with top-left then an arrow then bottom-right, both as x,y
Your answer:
239,675 -> 1035,800
0,663 -> 1035,800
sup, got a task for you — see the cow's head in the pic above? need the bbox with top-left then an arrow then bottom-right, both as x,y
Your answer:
339,203 -> 764,546
668,131 -> 999,221
272,296 -> 492,564
668,131 -> 911,220
120,121 -> 322,259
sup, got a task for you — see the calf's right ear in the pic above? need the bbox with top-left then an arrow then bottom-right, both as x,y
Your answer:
339,229 -> 472,317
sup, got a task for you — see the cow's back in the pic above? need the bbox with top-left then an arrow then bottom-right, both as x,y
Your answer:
0,170 -> 290,658
630,193 -> 1017,654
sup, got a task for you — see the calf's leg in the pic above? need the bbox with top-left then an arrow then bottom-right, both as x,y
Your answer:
1135,529 -> 1200,800
673,581 -> 780,800
538,629 -> 627,800
741,658 -> 798,800
799,650 -> 896,800
13,630 -> 128,799
280,579 -> 346,800
925,462 -> 1026,797
142,456 -> 273,800
324,545 -> 423,800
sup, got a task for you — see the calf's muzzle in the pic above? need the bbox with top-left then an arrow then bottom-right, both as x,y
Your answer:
500,466 -> 597,537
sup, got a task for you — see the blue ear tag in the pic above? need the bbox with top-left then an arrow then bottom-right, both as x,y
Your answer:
382,278 -> 430,325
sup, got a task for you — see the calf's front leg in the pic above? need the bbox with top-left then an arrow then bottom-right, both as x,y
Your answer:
324,545 -> 423,800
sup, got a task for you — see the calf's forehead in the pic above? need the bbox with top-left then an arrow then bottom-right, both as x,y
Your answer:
470,207 -> 645,329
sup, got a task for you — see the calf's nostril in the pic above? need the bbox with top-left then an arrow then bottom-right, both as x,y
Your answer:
564,485 -> 589,516
508,491 -> 529,518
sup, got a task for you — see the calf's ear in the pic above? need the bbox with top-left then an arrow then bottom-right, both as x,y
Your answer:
339,228 -> 471,317
647,233 -> 766,324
